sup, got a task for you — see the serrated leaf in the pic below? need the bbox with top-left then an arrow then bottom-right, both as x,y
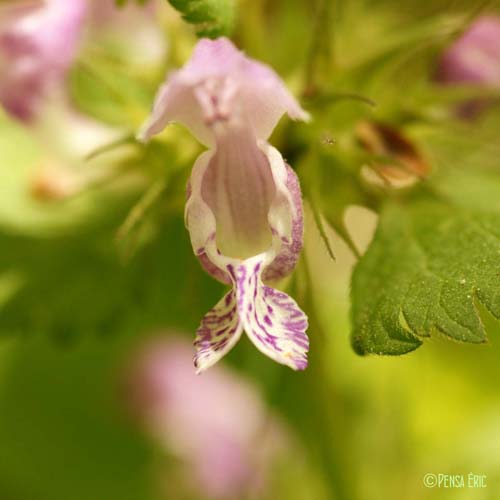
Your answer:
167,0 -> 236,38
350,195 -> 500,356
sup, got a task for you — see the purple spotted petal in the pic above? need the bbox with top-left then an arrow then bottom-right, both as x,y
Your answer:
194,290 -> 243,373
195,256 -> 309,372
229,258 -> 308,370
138,37 -> 309,146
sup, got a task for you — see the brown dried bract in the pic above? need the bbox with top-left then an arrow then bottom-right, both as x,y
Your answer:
356,120 -> 430,188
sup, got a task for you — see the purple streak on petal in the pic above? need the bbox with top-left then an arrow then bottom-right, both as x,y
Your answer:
229,258 -> 309,370
194,290 -> 243,373
197,250 -> 231,284
201,125 -> 276,259
194,249 -> 309,371
263,165 -> 304,282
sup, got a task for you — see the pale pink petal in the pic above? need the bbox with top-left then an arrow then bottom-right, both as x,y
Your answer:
137,72 -> 215,145
185,136 -> 303,285
437,16 -> 500,86
202,128 -> 276,259
138,37 -> 309,145
0,0 -> 87,121
130,337 -> 287,498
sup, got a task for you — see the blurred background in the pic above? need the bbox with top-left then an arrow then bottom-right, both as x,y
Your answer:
0,0 -> 499,499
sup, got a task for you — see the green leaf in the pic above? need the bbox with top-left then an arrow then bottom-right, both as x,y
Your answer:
167,0 -> 236,38
350,195 -> 500,356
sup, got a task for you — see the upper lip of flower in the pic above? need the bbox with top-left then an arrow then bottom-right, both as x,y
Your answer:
137,36 -> 309,147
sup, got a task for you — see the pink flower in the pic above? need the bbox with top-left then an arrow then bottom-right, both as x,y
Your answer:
437,16 -> 500,86
139,38 -> 310,372
129,337 -> 287,499
0,0 -> 87,122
